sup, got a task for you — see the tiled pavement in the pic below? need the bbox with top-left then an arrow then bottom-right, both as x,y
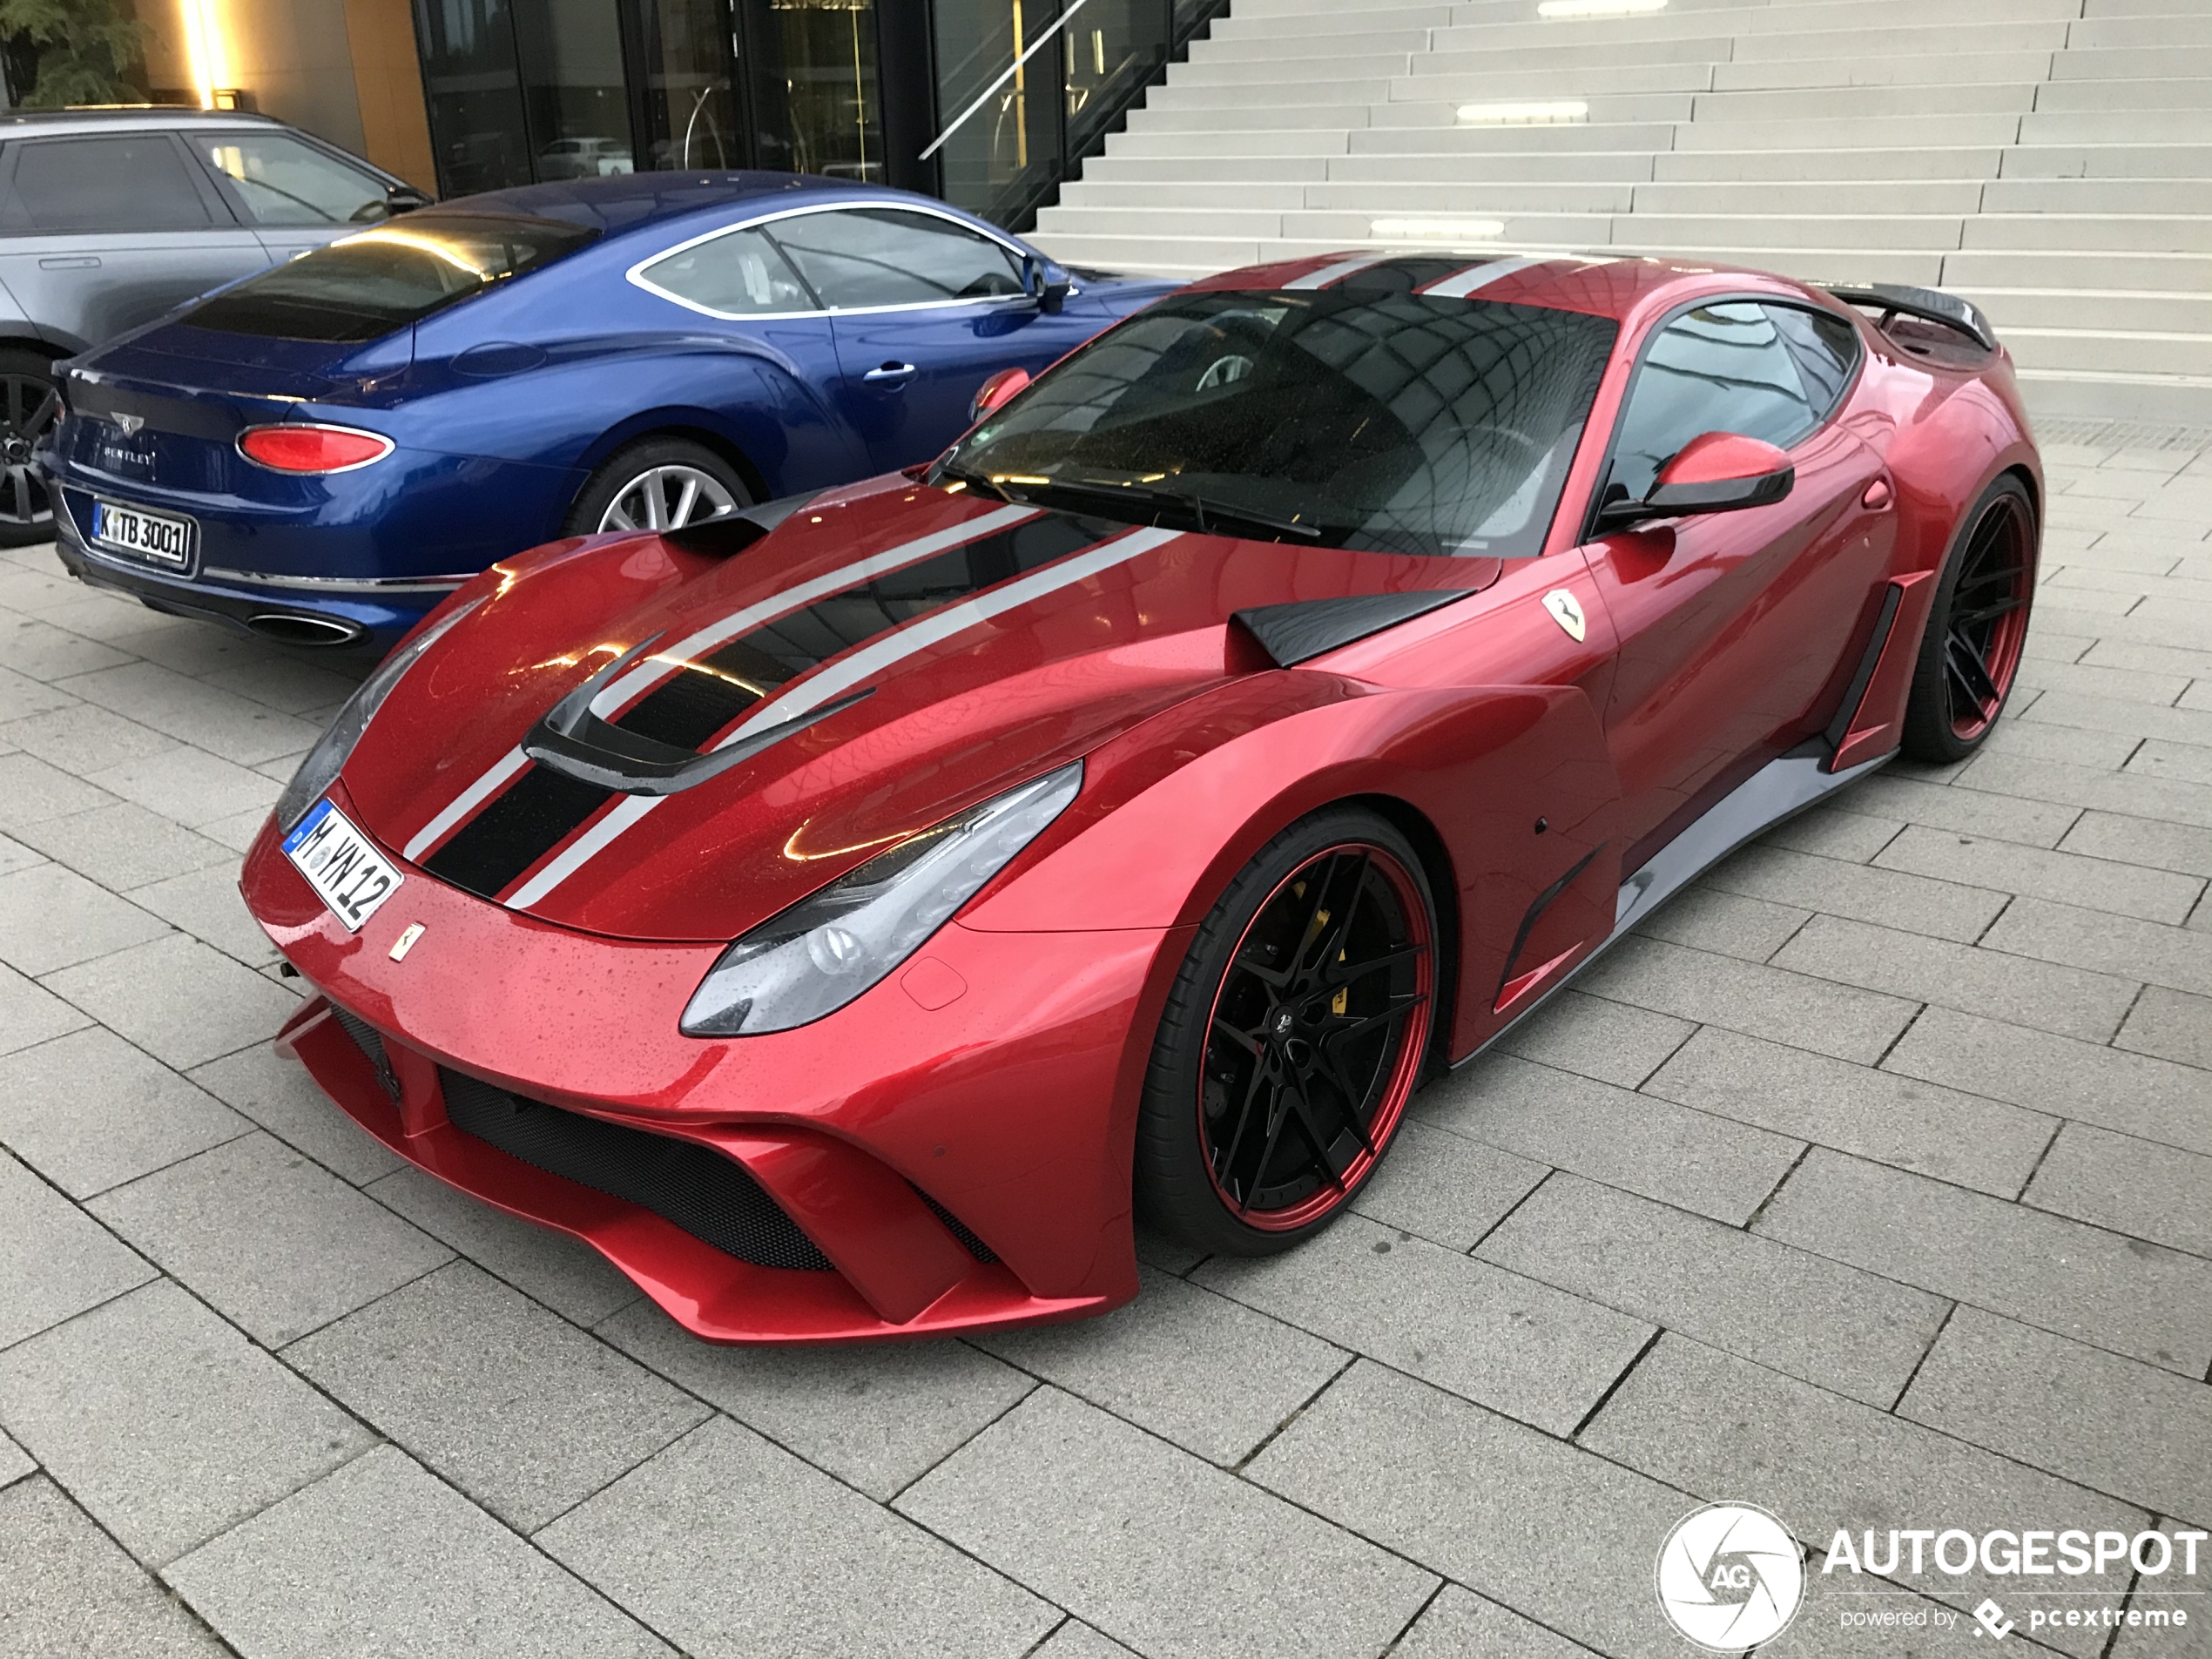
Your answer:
4,423 -> 2212,1658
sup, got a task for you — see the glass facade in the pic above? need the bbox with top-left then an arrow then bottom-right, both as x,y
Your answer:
408,0 -> 1221,223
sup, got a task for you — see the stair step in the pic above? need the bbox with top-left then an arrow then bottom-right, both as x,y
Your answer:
1983,178 -> 2212,214
1963,214 -> 2212,254
2033,78 -> 2212,114
2002,144 -> 2212,180
1654,146 -> 2006,182
1631,179 -> 1990,215
1964,288 -> 2212,334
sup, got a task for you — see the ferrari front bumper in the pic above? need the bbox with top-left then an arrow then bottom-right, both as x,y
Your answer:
243,787 -> 1181,1342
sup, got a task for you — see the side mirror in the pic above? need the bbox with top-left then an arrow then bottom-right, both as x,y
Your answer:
1598,432 -> 1794,529
1647,432 -> 1794,516
968,366 -> 1030,423
386,184 -> 434,215
1022,254 -> 1072,315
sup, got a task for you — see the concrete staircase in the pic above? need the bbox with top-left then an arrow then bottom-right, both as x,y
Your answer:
1027,0 -> 2212,424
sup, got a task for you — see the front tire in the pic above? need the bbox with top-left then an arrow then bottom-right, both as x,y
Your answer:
1898,474 -> 2038,763
563,437 -> 750,536
1135,808 -> 1438,1256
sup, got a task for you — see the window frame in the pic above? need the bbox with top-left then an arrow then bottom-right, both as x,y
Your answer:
625,199 -> 1065,323
1579,290 -> 1866,543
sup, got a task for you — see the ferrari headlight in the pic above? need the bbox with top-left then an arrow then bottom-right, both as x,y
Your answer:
274,597 -> 482,831
681,761 -> 1082,1037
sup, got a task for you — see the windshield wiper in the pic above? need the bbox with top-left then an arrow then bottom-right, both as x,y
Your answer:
929,462 -> 1014,503
1015,475 -> 1325,542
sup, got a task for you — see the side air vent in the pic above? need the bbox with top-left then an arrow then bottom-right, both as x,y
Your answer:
437,1069 -> 834,1271
912,1184 -> 998,1264
328,1002 -> 399,1102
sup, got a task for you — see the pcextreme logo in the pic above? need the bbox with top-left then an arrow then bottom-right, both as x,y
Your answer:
1656,1503 -> 1806,1651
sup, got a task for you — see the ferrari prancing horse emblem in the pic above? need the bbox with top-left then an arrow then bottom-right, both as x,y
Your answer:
1541,589 -> 1587,643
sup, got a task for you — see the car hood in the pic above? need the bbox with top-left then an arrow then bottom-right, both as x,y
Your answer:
342,475 -> 1492,943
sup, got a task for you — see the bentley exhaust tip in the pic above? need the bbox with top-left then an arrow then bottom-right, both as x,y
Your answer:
246,611 -> 366,647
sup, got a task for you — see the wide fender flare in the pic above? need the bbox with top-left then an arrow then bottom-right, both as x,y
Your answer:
964,671 -> 1623,1056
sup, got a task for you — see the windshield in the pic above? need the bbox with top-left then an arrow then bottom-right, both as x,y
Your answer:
938,287 -> 1617,557
183,212 -> 600,342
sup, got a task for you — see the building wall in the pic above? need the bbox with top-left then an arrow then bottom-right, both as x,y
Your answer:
132,0 -> 437,192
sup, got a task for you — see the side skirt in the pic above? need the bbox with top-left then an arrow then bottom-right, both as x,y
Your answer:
1451,740 -> 1892,1069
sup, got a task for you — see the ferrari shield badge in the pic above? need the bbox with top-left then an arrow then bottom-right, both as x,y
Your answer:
1541,589 -> 1587,643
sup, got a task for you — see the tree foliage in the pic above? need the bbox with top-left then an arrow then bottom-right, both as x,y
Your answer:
0,0 -> 147,108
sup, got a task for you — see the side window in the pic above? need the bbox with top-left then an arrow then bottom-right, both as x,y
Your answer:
6,137 -> 217,233
1764,302 -> 1860,423
765,208 -> 1025,310
195,132 -> 391,228
637,226 -> 817,315
1606,301 -> 1821,506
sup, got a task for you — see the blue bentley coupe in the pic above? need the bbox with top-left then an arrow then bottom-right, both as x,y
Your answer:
39,172 -> 1175,650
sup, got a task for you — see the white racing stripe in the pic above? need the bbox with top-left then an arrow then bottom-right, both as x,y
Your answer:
402,745 -> 529,863
1282,253 -> 1391,292
504,523 -> 1184,910
400,502 -> 1040,863
1420,255 -> 1546,299
589,501 -> 1042,717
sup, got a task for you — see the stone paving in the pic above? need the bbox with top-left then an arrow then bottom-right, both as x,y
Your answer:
3,423 -> 2211,1657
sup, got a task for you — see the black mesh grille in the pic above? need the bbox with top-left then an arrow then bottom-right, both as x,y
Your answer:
914,1185 -> 997,1264
437,1069 -> 833,1271
328,1003 -> 398,1101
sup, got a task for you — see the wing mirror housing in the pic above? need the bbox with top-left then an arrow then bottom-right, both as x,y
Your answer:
1599,432 -> 1795,529
1022,254 -> 1072,315
968,366 -> 1030,423
385,183 -> 434,215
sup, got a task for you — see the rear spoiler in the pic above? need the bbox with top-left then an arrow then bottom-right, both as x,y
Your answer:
1821,283 -> 1998,354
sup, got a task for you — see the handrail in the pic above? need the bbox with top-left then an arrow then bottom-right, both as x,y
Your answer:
921,0 -> 1097,162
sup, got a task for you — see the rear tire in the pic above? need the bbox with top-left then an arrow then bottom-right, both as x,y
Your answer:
1134,807 -> 1438,1256
1898,474 -> 2038,764
0,348 -> 58,548
563,437 -> 751,536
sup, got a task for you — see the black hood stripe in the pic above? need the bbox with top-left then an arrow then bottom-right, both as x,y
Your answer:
422,510 -> 1122,901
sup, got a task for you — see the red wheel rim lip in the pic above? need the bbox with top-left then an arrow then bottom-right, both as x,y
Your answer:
1950,496 -> 2034,742
1197,841 -> 1434,1233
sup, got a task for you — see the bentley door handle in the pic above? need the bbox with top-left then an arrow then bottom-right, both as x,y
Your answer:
39,255 -> 100,270
864,361 -> 918,383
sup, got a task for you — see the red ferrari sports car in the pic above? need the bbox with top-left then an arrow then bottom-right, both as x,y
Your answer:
243,251 -> 2039,1342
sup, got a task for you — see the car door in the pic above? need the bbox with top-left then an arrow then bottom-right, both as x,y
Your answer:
1582,299 -> 1896,857
183,127 -> 404,265
0,132 -> 267,350
765,206 -> 1082,472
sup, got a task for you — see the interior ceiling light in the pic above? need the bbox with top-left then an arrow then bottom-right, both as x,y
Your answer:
1538,0 -> 1667,16
1372,218 -> 1507,241
1456,99 -> 1589,125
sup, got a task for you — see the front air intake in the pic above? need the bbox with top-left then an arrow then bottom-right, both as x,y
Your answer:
328,1002 -> 399,1101
437,1069 -> 834,1271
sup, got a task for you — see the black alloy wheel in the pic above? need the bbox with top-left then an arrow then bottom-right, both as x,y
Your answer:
1900,473 -> 2038,763
0,348 -> 59,547
1136,808 -> 1437,1254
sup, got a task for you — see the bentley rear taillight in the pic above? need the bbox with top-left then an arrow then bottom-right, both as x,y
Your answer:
238,424 -> 394,474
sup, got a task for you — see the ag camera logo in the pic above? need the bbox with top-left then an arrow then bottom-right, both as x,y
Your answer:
1656,1502 -> 1806,1652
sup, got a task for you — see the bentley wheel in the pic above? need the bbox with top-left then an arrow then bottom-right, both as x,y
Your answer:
1136,808 -> 1437,1254
0,349 -> 58,548
564,437 -> 750,536
1899,474 -> 2038,763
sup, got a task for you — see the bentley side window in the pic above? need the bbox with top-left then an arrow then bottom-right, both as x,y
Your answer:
638,226 -> 819,316
765,208 -> 1026,310
1606,301 -> 1823,508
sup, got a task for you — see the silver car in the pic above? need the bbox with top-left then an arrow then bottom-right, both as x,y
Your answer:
1,106 -> 429,546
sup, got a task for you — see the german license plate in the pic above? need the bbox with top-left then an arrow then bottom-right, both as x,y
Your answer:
90,497 -> 195,570
283,799 -> 403,932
